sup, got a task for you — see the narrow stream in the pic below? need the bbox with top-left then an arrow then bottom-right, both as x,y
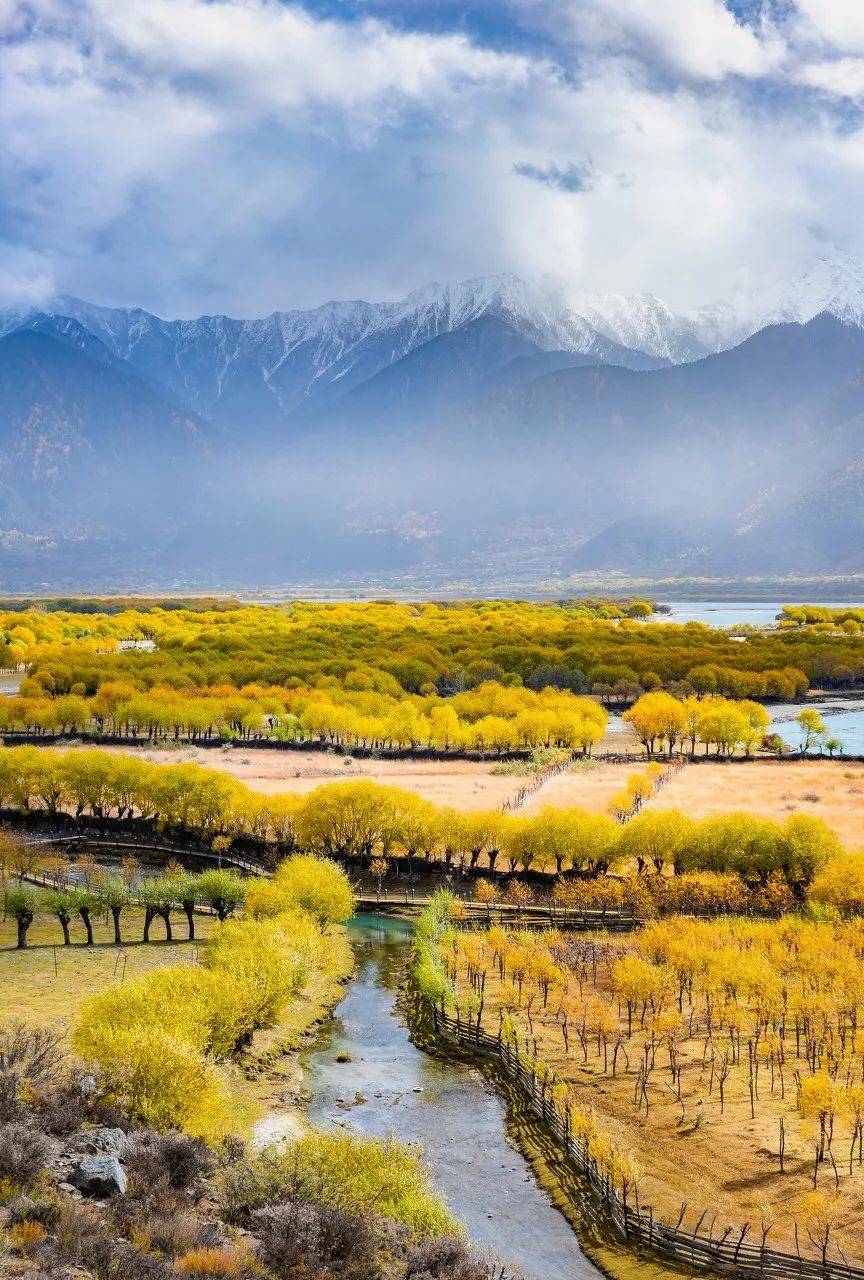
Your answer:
301,913 -> 605,1280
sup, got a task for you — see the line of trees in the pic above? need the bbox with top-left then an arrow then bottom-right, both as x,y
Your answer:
0,682 -> 609,755
2,846 -> 355,950
0,747 -> 845,899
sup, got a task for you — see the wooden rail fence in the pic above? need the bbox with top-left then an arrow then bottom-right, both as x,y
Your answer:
430,1006 -> 864,1280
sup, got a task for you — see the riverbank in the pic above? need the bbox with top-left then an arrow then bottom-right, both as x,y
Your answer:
294,913 -> 698,1280
435,913 -> 864,1272
242,924 -> 354,1144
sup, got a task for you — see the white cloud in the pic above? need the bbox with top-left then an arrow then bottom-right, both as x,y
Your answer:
569,0 -> 786,81
798,56 -> 864,99
2,0 -> 864,316
792,1 -> 864,55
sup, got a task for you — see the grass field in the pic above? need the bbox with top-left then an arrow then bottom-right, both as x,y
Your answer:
0,905 -> 217,1030
43,740 -> 522,809
35,741 -> 864,849
0,903 -> 353,1134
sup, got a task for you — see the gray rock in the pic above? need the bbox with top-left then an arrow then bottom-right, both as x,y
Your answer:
70,1155 -> 127,1197
79,1074 -> 99,1097
85,1127 -> 131,1158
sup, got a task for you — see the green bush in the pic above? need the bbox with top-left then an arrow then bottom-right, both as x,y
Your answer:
220,1129 -> 461,1240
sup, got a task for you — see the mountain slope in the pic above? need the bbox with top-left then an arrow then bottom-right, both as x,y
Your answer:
0,276 -> 703,432
297,314 -> 669,434
5,278 -> 864,583
0,327 -> 210,532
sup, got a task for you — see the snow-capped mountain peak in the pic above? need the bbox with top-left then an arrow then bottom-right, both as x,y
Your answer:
4,255 -> 864,431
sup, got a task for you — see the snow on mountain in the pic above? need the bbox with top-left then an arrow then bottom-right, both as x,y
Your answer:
0,276 -> 667,426
683,252 -> 864,352
4,256 -> 864,430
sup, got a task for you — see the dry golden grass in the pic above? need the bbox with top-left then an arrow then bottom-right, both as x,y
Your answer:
646,759 -> 864,849
453,935 -> 864,1259
37,742 -> 864,847
45,741 -> 520,810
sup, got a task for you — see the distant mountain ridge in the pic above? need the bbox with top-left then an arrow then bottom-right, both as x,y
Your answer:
3,261 -> 864,585
0,275 -> 681,431
5,254 -> 864,430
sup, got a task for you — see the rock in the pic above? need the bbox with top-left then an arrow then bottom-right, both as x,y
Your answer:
79,1074 -> 99,1097
85,1127 -> 131,1159
70,1155 -> 127,1198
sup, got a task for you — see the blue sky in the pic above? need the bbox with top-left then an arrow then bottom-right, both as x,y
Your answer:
2,0 -> 864,316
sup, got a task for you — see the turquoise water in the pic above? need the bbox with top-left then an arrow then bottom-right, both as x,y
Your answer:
302,913 -> 604,1280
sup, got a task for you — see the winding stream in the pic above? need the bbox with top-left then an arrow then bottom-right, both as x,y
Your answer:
299,913 -> 604,1280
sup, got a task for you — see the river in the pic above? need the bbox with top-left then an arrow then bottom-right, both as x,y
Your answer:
657,599 -> 863,627
300,913 -> 604,1280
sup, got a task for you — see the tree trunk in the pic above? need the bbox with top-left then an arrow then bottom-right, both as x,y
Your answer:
111,906 -> 122,945
16,911 -> 32,949
143,905 -> 155,942
79,908 -> 94,946
57,911 -> 71,945
182,901 -> 195,940
160,909 -> 172,941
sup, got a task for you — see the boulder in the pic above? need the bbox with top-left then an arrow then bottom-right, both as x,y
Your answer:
70,1155 -> 127,1198
85,1127 -> 131,1159
78,1074 -> 99,1098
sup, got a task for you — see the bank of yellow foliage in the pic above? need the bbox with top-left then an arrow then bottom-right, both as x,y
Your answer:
4,598 -> 852,758
73,861 -> 342,1134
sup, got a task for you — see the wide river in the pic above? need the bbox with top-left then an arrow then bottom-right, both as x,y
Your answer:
301,913 -> 605,1280
653,598 -> 864,755
658,598 -> 863,627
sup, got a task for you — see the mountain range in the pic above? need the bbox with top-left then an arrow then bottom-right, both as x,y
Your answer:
3,257 -> 864,587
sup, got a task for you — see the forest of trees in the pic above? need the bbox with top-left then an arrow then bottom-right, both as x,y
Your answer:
3,597 -> 863,761
439,909 -> 864,1260
4,599 -> 860,716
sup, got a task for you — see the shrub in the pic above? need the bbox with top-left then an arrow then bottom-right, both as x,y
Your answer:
271,854 -> 355,926
128,1208 -> 204,1259
73,1024 -> 227,1138
201,916 -> 307,1035
36,1196 -> 102,1270
75,965 -> 250,1062
220,1130 -> 460,1240
126,1131 -> 214,1195
405,1237 -> 490,1280
36,1074 -> 96,1136
0,1121 -> 51,1189
0,1022 -> 65,1093
253,1198 -> 381,1280
9,1218 -> 47,1256
174,1245 -> 254,1277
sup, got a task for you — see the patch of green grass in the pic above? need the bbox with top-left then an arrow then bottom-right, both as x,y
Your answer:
0,905 -> 217,1030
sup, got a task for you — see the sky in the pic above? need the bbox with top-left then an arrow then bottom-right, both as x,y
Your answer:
3,0 -> 864,317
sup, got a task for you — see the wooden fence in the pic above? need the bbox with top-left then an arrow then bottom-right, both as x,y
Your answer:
430,1006 -> 864,1280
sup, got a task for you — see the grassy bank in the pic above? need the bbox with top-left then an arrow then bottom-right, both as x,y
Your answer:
0,905 -> 218,1029
0,897 -> 354,1140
